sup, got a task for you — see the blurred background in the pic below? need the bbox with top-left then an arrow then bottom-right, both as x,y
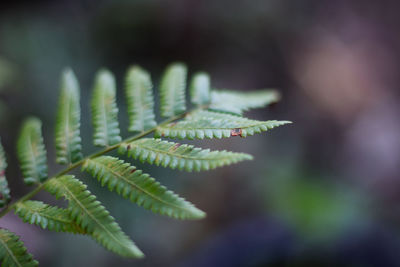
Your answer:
1,0 -> 400,266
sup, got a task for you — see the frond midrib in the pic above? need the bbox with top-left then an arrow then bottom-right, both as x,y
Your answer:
98,90 -> 110,146
26,131 -> 40,179
64,94 -> 72,164
134,80 -> 146,128
127,141 -> 244,161
158,120 -> 283,130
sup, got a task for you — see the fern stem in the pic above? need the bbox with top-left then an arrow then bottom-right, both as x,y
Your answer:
0,113 -> 186,218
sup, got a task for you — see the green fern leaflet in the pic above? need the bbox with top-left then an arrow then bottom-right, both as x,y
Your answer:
125,66 -> 157,132
82,156 -> 205,219
91,69 -> 121,147
156,110 -> 291,139
119,138 -> 252,171
55,68 -> 82,165
160,63 -> 187,117
17,117 -> 48,185
209,89 -> 280,115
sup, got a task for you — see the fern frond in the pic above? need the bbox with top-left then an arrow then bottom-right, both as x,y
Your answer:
14,200 -> 85,234
0,64 -> 292,263
44,175 -> 144,258
190,72 -> 210,105
0,139 -> 10,208
119,138 -> 253,171
160,63 -> 187,117
55,68 -> 82,165
209,89 -> 280,115
125,66 -> 157,132
0,228 -> 38,267
91,69 -> 121,147
82,156 -> 205,219
16,117 -> 48,185
155,110 -> 291,139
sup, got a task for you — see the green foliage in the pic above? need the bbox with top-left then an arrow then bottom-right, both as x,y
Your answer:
91,69 -> 121,147
209,89 -> 280,115
14,200 -> 85,234
119,138 -> 252,171
190,72 -> 210,105
0,63 -> 290,263
0,139 -> 10,207
0,229 -> 38,267
160,63 -> 187,117
156,110 -> 291,139
16,118 -> 48,185
44,175 -> 144,258
55,68 -> 82,165
125,66 -> 157,132
265,171 -> 366,241
82,156 -> 205,219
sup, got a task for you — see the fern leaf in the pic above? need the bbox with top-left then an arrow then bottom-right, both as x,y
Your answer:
91,69 -> 121,147
14,200 -> 85,234
0,229 -> 38,267
16,117 -> 48,185
119,138 -> 253,171
55,68 -> 82,165
125,66 -> 157,132
155,110 -> 291,139
160,63 -> 187,117
82,156 -> 205,219
0,139 -> 10,207
209,89 -> 280,115
44,175 -> 144,258
190,72 -> 210,105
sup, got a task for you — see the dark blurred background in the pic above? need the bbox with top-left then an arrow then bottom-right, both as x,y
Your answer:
1,0 -> 400,266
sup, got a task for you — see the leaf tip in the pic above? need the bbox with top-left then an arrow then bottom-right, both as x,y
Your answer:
189,208 -> 206,220
128,246 -> 145,259
244,153 -> 254,161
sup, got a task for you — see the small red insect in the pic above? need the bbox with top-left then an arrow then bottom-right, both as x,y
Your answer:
230,128 -> 242,137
